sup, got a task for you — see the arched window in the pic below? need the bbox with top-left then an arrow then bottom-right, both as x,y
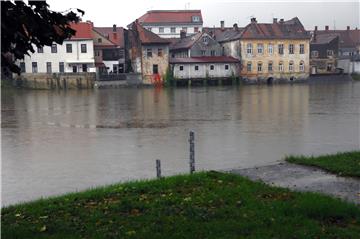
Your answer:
299,61 -> 305,72
279,62 -> 284,72
246,43 -> 253,54
257,62 -> 263,72
289,61 -> 294,72
268,61 -> 273,72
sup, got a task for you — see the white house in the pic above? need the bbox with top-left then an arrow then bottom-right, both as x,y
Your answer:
19,22 -> 95,73
136,10 -> 203,38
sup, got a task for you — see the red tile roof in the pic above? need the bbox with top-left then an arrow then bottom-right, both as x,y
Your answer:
138,10 -> 203,24
241,17 -> 310,40
69,22 -> 93,39
314,29 -> 360,48
170,56 -> 240,64
94,27 -> 124,47
129,21 -> 170,45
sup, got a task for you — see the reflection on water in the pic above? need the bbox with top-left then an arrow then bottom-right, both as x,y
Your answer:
2,80 -> 360,206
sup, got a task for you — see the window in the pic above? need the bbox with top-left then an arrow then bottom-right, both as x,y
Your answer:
182,27 -> 187,32
225,64 -> 229,70
95,50 -> 100,57
246,43 -> 253,54
299,61 -> 304,72
179,65 -> 184,71
82,64 -> 88,72
247,62 -> 252,72
192,16 -> 200,22
159,27 -> 164,33
158,48 -> 163,57
32,62 -> 38,73
194,27 -> 199,32
59,62 -> 64,73
66,44 -> 72,53
257,62 -> 262,72
268,62 -> 273,72
72,65 -> 77,73
311,51 -> 319,57
289,44 -> 294,54
153,64 -> 158,74
257,44 -> 264,54
278,44 -> 284,55
147,27 -> 152,31
327,63 -> 332,71
81,44 -> 87,53
195,65 -> 199,71
202,36 -> 208,43
98,38 -> 102,43
37,47 -> 43,53
46,62 -> 52,73
211,50 -> 215,56
300,44 -> 305,54
268,44 -> 273,55
210,65 -> 214,70
327,50 -> 334,56
51,44 -> 57,53
147,48 -> 152,57
20,62 -> 26,73
201,50 -> 206,56
289,61 -> 294,71
279,62 -> 284,72
171,27 -> 176,33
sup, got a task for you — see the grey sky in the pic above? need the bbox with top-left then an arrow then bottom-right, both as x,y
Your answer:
48,0 -> 359,30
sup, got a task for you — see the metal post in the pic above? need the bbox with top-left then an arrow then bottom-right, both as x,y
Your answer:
189,131 -> 195,174
156,159 -> 161,178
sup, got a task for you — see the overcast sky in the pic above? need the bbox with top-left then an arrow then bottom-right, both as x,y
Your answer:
48,0 -> 359,30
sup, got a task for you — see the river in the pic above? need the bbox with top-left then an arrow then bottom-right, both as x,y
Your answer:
2,79 -> 359,206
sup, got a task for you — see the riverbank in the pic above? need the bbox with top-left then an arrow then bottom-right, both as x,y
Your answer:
285,151 -> 360,177
2,171 -> 360,238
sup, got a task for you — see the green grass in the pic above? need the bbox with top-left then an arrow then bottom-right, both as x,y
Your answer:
286,151 -> 360,177
351,73 -> 360,81
2,171 -> 360,239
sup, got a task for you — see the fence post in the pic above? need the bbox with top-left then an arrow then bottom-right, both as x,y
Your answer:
156,159 -> 161,178
189,131 -> 195,174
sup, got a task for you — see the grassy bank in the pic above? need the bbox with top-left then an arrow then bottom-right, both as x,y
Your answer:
286,151 -> 360,177
2,172 -> 360,238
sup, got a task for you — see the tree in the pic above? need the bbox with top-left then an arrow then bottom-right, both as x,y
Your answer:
1,0 -> 84,74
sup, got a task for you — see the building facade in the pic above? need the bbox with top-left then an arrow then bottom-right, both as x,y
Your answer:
310,32 -> 339,74
239,18 -> 310,82
136,10 -> 203,38
126,20 -> 170,84
19,22 -> 95,74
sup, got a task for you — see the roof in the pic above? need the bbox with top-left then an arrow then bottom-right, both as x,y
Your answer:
170,32 -> 203,50
240,17 -> 310,40
203,27 -> 244,42
311,34 -> 338,44
138,10 -> 203,25
128,21 -> 171,45
169,56 -> 240,64
314,29 -> 360,48
69,22 -> 93,39
94,27 -> 124,47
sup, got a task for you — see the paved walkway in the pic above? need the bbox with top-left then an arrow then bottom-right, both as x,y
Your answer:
229,162 -> 360,205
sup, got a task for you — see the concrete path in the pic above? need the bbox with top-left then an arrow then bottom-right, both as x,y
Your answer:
228,162 -> 360,205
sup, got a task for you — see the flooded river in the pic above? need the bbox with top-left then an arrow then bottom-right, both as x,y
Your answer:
2,79 -> 360,206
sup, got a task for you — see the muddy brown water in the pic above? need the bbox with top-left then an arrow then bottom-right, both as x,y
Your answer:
2,79 -> 360,206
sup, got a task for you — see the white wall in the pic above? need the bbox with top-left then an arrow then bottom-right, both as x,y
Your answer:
172,63 -> 239,79
144,25 -> 203,38
20,39 -> 95,73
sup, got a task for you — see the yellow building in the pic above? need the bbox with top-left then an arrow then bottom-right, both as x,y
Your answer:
240,18 -> 311,83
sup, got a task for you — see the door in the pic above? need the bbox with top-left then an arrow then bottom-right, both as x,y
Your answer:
72,65 -> 77,73
311,66 -> 317,75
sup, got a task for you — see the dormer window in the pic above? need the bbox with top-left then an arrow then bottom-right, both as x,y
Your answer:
98,38 -> 102,43
192,16 -> 200,22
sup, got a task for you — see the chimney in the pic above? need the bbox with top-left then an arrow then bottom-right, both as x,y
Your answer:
273,18 -> 277,23
347,26 -> 350,30
279,18 -> 284,24
233,23 -> 238,31
251,17 -> 257,23
113,24 -> 117,32
220,20 -> 225,30
180,30 -> 186,39
325,25 -> 329,31
86,20 -> 94,28
314,26 -> 318,31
